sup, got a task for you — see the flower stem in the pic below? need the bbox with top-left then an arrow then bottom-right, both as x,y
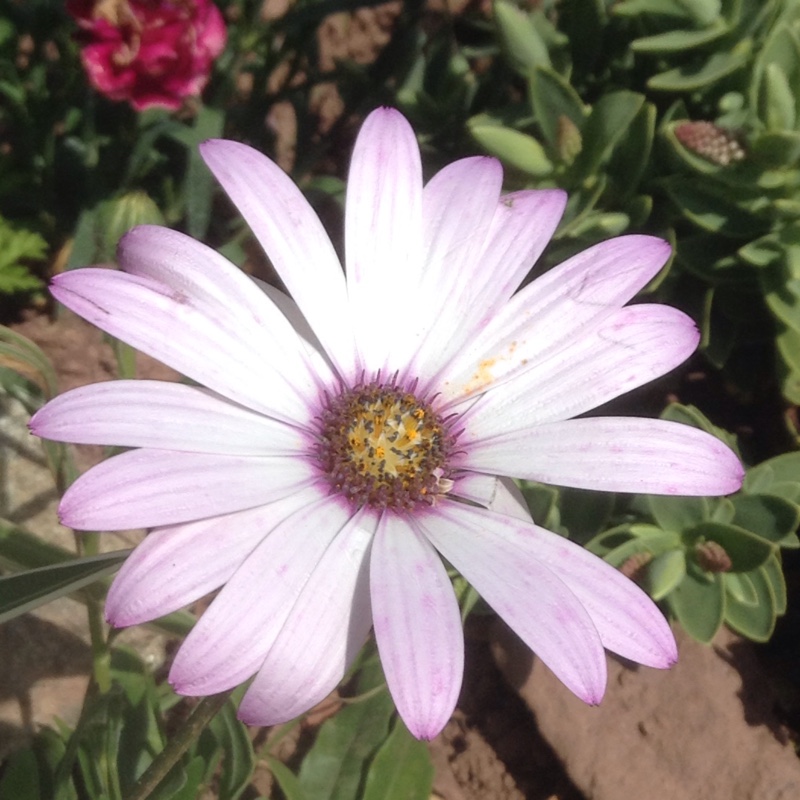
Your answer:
124,691 -> 233,800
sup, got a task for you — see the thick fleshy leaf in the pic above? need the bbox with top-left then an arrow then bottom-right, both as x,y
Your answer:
169,493 -> 351,694
59,448 -> 317,530
463,417 -> 744,496
486,481 -> 676,666
436,235 -> 672,407
371,514 -> 463,740
30,381 -> 308,455
420,501 -> 607,703
345,108 -> 424,374
238,509 -> 376,726
460,304 -> 699,432
199,139 -> 357,381
105,489 -> 321,626
50,267 -> 319,426
416,188 -> 567,391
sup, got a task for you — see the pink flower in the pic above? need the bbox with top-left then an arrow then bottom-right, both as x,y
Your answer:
67,0 -> 226,111
30,109 -> 744,740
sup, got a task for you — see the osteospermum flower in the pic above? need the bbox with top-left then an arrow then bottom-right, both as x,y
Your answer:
30,108 -> 743,740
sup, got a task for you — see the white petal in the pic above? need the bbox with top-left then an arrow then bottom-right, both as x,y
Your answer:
200,140 -> 358,380
238,508 -> 375,726
437,235 -> 672,407
59,448 -> 318,530
416,187 -> 567,390
489,480 -> 677,667
460,304 -> 699,435
50,267 -> 318,426
419,501 -> 606,703
345,108 -> 424,373
371,514 -> 463,739
464,417 -> 744,496
105,490 -> 319,626
30,380 -> 308,455
169,491 -> 351,694
403,157 -> 502,382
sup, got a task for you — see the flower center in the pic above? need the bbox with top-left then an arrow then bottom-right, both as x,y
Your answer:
316,380 -> 455,510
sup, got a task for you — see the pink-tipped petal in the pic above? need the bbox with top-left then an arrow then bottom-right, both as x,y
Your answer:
50,267 -> 318,426
169,492 -> 350,694
30,381 -> 307,455
438,235 -> 672,407
105,492 -> 318,626
199,139 -> 358,380
461,304 -> 700,434
58,449 -> 316,530
371,514 -> 463,740
420,501 -> 607,704
238,508 -> 375,726
488,481 -> 676,667
120,225 -> 333,397
345,108 -> 424,373
403,157 -> 502,381
464,417 -> 744,496
418,188 -> 567,391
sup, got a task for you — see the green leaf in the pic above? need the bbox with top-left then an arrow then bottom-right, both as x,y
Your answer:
362,717 -> 434,800
267,755 -> 307,800
724,571 -> 759,606
762,553 -> 787,615
571,91 -> 644,180
632,19 -> 728,52
468,123 -> 554,177
0,748 -> 40,799
182,105 -> 225,240
208,699 -> 255,800
668,567 -> 724,643
517,481 -> 560,532
730,493 -> 800,544
688,522 -> 774,572
0,216 -> 47,294
648,495 -> 709,532
647,549 -> 686,601
527,66 -> 587,150
724,566 -> 776,641
0,550 -> 131,624
298,659 -> 395,800
648,43 -> 751,91
493,0 -> 550,74
761,63 -> 797,130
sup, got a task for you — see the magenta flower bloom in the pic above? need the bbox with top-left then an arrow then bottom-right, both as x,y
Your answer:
31,109 -> 743,740
67,0 -> 226,112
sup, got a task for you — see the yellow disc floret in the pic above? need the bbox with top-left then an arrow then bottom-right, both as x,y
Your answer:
316,381 -> 455,510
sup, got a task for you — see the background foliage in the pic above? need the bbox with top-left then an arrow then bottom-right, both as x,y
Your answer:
2,0 -> 800,797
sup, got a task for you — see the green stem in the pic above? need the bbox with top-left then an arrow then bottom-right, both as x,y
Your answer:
76,531 -> 112,693
124,692 -> 233,800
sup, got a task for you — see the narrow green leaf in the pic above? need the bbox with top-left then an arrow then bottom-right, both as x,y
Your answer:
571,91 -> 644,180
493,0 -> 550,74
362,718 -> 434,800
0,550 -> 131,624
648,43 -> 751,91
267,755 -> 307,800
632,20 -> 728,53
209,699 -> 255,800
762,553 -> 787,615
298,660 -> 394,800
527,66 -> 587,149
0,748 -> 41,799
